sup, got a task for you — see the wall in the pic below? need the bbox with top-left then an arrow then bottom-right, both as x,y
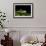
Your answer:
0,0 -> 46,28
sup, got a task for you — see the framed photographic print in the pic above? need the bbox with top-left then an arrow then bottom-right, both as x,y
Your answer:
13,3 -> 33,18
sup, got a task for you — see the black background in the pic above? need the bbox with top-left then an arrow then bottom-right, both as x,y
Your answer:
15,5 -> 31,13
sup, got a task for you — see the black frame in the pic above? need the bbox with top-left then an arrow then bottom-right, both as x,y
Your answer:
13,3 -> 33,18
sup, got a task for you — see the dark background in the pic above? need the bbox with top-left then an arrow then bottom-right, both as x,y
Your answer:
15,5 -> 31,13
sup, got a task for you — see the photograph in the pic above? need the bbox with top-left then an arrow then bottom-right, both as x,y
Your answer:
13,3 -> 33,17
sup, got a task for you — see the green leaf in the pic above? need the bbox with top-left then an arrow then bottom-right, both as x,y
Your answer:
0,11 -> 6,28
0,24 -> 1,25
0,12 -> 2,13
3,19 -> 6,20
3,16 -> 6,17
1,19 -> 6,21
0,21 -> 1,23
1,25 -> 3,28
4,13 -> 5,15
0,15 -> 2,17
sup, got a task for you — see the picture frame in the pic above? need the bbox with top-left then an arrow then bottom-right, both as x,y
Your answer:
13,3 -> 33,18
